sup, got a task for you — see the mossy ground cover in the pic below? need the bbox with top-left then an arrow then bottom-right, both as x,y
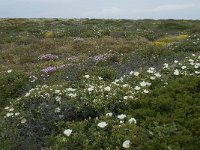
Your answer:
0,19 -> 200,149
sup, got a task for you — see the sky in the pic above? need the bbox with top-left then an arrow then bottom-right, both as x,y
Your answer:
0,0 -> 200,19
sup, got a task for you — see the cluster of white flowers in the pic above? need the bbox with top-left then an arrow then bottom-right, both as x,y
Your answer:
88,85 -> 94,92
4,53 -> 200,147
129,71 -> 139,77
147,67 -> 155,74
140,81 -> 151,87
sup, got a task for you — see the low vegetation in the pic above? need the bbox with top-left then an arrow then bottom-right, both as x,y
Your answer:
0,19 -> 200,149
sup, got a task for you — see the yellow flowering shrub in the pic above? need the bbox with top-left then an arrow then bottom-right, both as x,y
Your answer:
150,41 -> 167,47
156,34 -> 188,43
44,31 -> 54,38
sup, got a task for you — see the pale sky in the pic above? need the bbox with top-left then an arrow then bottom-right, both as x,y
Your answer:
0,0 -> 200,19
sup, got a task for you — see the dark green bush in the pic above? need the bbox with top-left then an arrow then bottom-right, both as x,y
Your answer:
89,67 -> 117,81
157,20 -> 189,32
0,70 -> 29,107
127,76 -> 200,149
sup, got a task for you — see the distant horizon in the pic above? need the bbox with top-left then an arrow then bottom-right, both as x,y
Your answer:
0,18 -> 199,21
0,0 -> 199,19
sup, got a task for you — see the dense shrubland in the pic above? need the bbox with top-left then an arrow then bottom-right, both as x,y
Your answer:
0,19 -> 200,149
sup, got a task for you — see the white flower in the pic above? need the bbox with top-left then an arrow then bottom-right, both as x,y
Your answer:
9,108 -> 14,112
25,92 -> 30,97
195,71 -> 200,74
123,96 -> 128,100
98,77 -> 103,80
129,118 -> 137,124
66,88 -> 76,92
115,79 -> 120,82
143,89 -> 149,94
188,59 -> 194,62
104,86 -> 111,92
56,96 -> 61,102
21,118 -> 27,124
55,107 -> 61,113
122,84 -> 129,88
129,71 -> 134,75
117,114 -> 126,120
106,112 -> 113,117
154,73 -> 161,78
147,69 -> 154,74
134,71 -> 139,76
149,67 -> 155,70
4,106 -> 9,110
129,96 -> 133,99
7,69 -> 12,73
112,81 -> 117,85
134,86 -> 141,91
195,65 -> 199,69
97,122 -> 108,128
55,90 -> 61,94
190,62 -> 194,66
6,112 -> 14,117
181,66 -> 187,70
140,81 -> 147,87
15,112 -> 20,116
68,93 -> 77,98
163,63 -> 169,69
146,82 -> 151,86
84,75 -> 90,79
63,129 -> 72,136
150,76 -> 156,80
196,63 -> 200,67
147,67 -> 155,73
88,86 -> 94,92
122,140 -> 131,149
174,60 -> 178,63
174,69 -> 180,76
120,120 -> 124,124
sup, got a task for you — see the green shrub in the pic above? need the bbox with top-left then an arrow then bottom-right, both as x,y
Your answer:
127,76 -> 200,149
157,21 -> 189,31
0,70 -> 29,107
89,67 -> 117,81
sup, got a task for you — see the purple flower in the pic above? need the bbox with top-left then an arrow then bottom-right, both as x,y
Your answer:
41,66 -> 57,74
41,64 -> 73,74
38,54 -> 58,61
91,51 -> 118,62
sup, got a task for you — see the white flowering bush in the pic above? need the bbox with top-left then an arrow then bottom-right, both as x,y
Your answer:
0,53 -> 199,149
